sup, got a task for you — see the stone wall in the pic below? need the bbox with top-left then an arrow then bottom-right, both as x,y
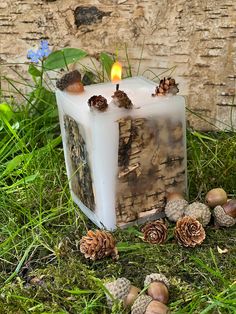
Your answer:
0,0 -> 236,130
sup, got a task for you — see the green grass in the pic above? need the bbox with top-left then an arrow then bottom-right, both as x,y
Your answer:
0,63 -> 236,314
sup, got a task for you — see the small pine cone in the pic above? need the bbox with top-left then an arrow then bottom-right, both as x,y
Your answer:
112,90 -> 133,109
80,230 -> 118,260
56,70 -> 82,91
141,220 -> 167,244
213,205 -> 236,227
144,273 -> 170,289
105,278 -> 131,308
174,216 -> 206,248
165,199 -> 188,222
184,202 -> 211,227
88,95 -> 108,112
152,77 -> 179,96
131,294 -> 153,314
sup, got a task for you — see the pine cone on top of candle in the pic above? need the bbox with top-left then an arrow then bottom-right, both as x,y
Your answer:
174,216 -> 206,248
141,220 -> 168,244
88,95 -> 108,112
112,90 -> 133,109
152,77 -> 179,96
80,230 -> 118,260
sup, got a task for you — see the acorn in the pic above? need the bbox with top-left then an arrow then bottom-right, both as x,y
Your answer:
223,199 -> 236,218
205,188 -> 227,208
144,273 -> 169,304
56,70 -> 84,93
146,301 -> 170,314
125,285 -> 141,307
166,192 -> 185,202
105,277 -> 140,308
131,295 -> 170,314
165,193 -> 188,222
65,81 -> 84,93
213,200 -> 236,227
184,202 -> 211,227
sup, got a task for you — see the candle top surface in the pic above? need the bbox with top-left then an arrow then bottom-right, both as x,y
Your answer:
56,76 -> 185,116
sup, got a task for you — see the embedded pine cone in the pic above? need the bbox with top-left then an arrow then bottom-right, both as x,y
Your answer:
105,278 -> 131,308
141,220 -> 167,244
144,273 -> 170,289
174,216 -> 206,247
213,205 -> 236,227
56,70 -> 82,90
112,90 -> 133,109
80,230 -> 118,260
165,199 -> 188,222
152,77 -> 179,96
88,95 -> 108,112
131,294 -> 153,314
184,202 -> 211,227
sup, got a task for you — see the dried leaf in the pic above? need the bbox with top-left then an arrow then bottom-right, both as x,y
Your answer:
217,246 -> 228,254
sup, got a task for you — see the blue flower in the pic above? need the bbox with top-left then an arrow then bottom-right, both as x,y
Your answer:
27,49 -> 40,63
27,40 -> 51,63
40,40 -> 49,50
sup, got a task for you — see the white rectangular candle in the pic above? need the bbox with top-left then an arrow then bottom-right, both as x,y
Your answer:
56,76 -> 187,230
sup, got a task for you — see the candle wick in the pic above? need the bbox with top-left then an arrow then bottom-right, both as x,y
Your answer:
116,84 -> 119,91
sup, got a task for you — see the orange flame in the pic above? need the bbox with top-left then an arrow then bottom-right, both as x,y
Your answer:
111,61 -> 122,83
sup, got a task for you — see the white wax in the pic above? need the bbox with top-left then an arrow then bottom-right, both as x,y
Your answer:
56,76 -> 186,230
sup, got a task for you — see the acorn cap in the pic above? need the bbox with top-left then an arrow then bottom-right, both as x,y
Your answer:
105,277 -> 131,308
144,273 -> 170,289
56,70 -> 82,91
165,199 -> 188,222
213,205 -> 236,227
131,294 -> 153,314
184,202 -> 211,227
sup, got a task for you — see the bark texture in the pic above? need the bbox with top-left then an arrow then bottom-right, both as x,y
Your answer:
0,0 -> 236,129
64,115 -> 95,210
116,116 -> 185,226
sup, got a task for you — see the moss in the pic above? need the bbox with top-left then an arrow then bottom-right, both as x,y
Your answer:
0,224 -> 235,313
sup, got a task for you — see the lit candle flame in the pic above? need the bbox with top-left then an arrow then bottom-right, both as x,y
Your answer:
111,61 -> 122,83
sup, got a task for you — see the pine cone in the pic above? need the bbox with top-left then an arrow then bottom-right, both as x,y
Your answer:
141,220 -> 167,244
56,70 -> 82,91
112,90 -> 133,109
80,230 -> 118,260
88,95 -> 108,112
184,202 -> 211,227
174,216 -> 206,247
152,77 -> 179,96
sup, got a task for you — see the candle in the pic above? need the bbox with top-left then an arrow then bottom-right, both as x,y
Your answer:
56,71 -> 186,230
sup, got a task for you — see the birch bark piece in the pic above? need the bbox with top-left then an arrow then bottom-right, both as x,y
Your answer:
116,116 -> 185,225
64,115 -> 95,210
